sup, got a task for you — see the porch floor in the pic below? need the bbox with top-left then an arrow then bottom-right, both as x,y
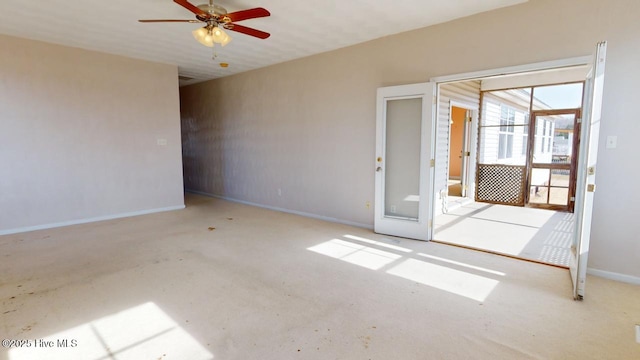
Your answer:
434,200 -> 574,267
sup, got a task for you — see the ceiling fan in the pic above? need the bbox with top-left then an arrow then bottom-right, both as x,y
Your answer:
139,0 -> 270,48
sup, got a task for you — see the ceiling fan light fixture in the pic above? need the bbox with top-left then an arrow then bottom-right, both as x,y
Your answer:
192,27 -> 214,47
192,27 -> 207,40
203,34 -> 214,47
211,26 -> 223,40
140,1 -> 271,49
211,26 -> 232,46
192,24 -> 231,47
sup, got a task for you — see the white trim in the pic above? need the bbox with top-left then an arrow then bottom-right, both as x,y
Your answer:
447,100 -> 478,201
449,99 -> 479,111
187,190 -> 372,230
587,268 -> 640,286
430,56 -> 592,84
0,204 -> 186,236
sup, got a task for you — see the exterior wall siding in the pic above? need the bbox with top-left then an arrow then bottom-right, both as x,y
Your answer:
434,80 -> 480,214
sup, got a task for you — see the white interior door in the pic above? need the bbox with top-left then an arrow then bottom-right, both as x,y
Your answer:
374,83 -> 435,241
570,41 -> 607,300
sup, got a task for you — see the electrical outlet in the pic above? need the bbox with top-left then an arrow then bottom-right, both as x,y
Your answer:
606,135 -> 617,149
635,324 -> 640,343
277,188 -> 282,196
390,205 -> 397,213
157,138 -> 167,146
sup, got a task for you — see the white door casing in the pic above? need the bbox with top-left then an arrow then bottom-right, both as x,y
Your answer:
570,41 -> 607,300
374,83 -> 436,241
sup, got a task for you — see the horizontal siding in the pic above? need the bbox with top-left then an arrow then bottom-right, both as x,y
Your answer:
435,80 -> 480,214
483,91 -> 531,113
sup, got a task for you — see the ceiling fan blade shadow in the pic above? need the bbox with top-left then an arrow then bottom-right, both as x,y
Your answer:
226,7 -> 270,22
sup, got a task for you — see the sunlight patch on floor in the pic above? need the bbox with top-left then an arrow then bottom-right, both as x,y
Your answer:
343,234 -> 412,253
9,302 -> 213,360
417,253 -> 506,276
308,239 -> 402,270
386,258 -> 499,302
308,237 -> 500,302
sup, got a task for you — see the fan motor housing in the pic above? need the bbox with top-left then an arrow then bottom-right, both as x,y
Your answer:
197,3 -> 227,15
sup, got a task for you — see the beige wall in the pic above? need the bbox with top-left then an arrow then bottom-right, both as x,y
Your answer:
0,35 -> 185,233
180,0 -> 640,279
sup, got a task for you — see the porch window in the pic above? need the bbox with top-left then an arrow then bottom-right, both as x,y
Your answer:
498,106 -> 515,159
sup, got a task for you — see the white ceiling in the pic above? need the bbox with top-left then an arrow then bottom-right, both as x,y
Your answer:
0,0 -> 526,85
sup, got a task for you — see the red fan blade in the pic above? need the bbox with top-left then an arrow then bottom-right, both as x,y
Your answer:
139,19 -> 201,23
226,7 -> 270,22
173,0 -> 207,16
227,24 -> 270,39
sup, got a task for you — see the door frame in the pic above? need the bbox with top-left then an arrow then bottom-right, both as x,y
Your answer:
374,82 -> 436,241
431,56 -> 592,84
430,51 -> 606,300
447,100 -> 478,200
431,56 -> 592,219
570,41 -> 607,299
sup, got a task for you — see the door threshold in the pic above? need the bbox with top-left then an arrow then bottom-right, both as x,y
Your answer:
430,239 -> 569,270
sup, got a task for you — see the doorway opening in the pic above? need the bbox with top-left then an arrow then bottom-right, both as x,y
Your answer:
448,107 -> 467,197
374,43 -> 606,299
434,66 -> 589,268
446,104 -> 475,211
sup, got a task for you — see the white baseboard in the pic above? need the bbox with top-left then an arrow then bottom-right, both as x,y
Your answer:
587,268 -> 640,286
186,190 -> 372,230
0,204 -> 186,236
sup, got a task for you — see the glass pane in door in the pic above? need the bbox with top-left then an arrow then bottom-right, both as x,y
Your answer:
529,168 -> 550,204
550,114 -> 576,165
549,187 -> 569,206
384,98 -> 422,220
528,113 -> 576,210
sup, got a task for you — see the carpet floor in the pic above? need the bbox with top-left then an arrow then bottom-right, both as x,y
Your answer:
1,194 -> 639,359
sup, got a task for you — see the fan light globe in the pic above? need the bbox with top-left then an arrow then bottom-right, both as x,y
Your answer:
219,28 -> 231,46
192,25 -> 231,48
220,33 -> 231,46
192,27 -> 207,40
211,26 -> 231,46
192,27 -> 214,47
